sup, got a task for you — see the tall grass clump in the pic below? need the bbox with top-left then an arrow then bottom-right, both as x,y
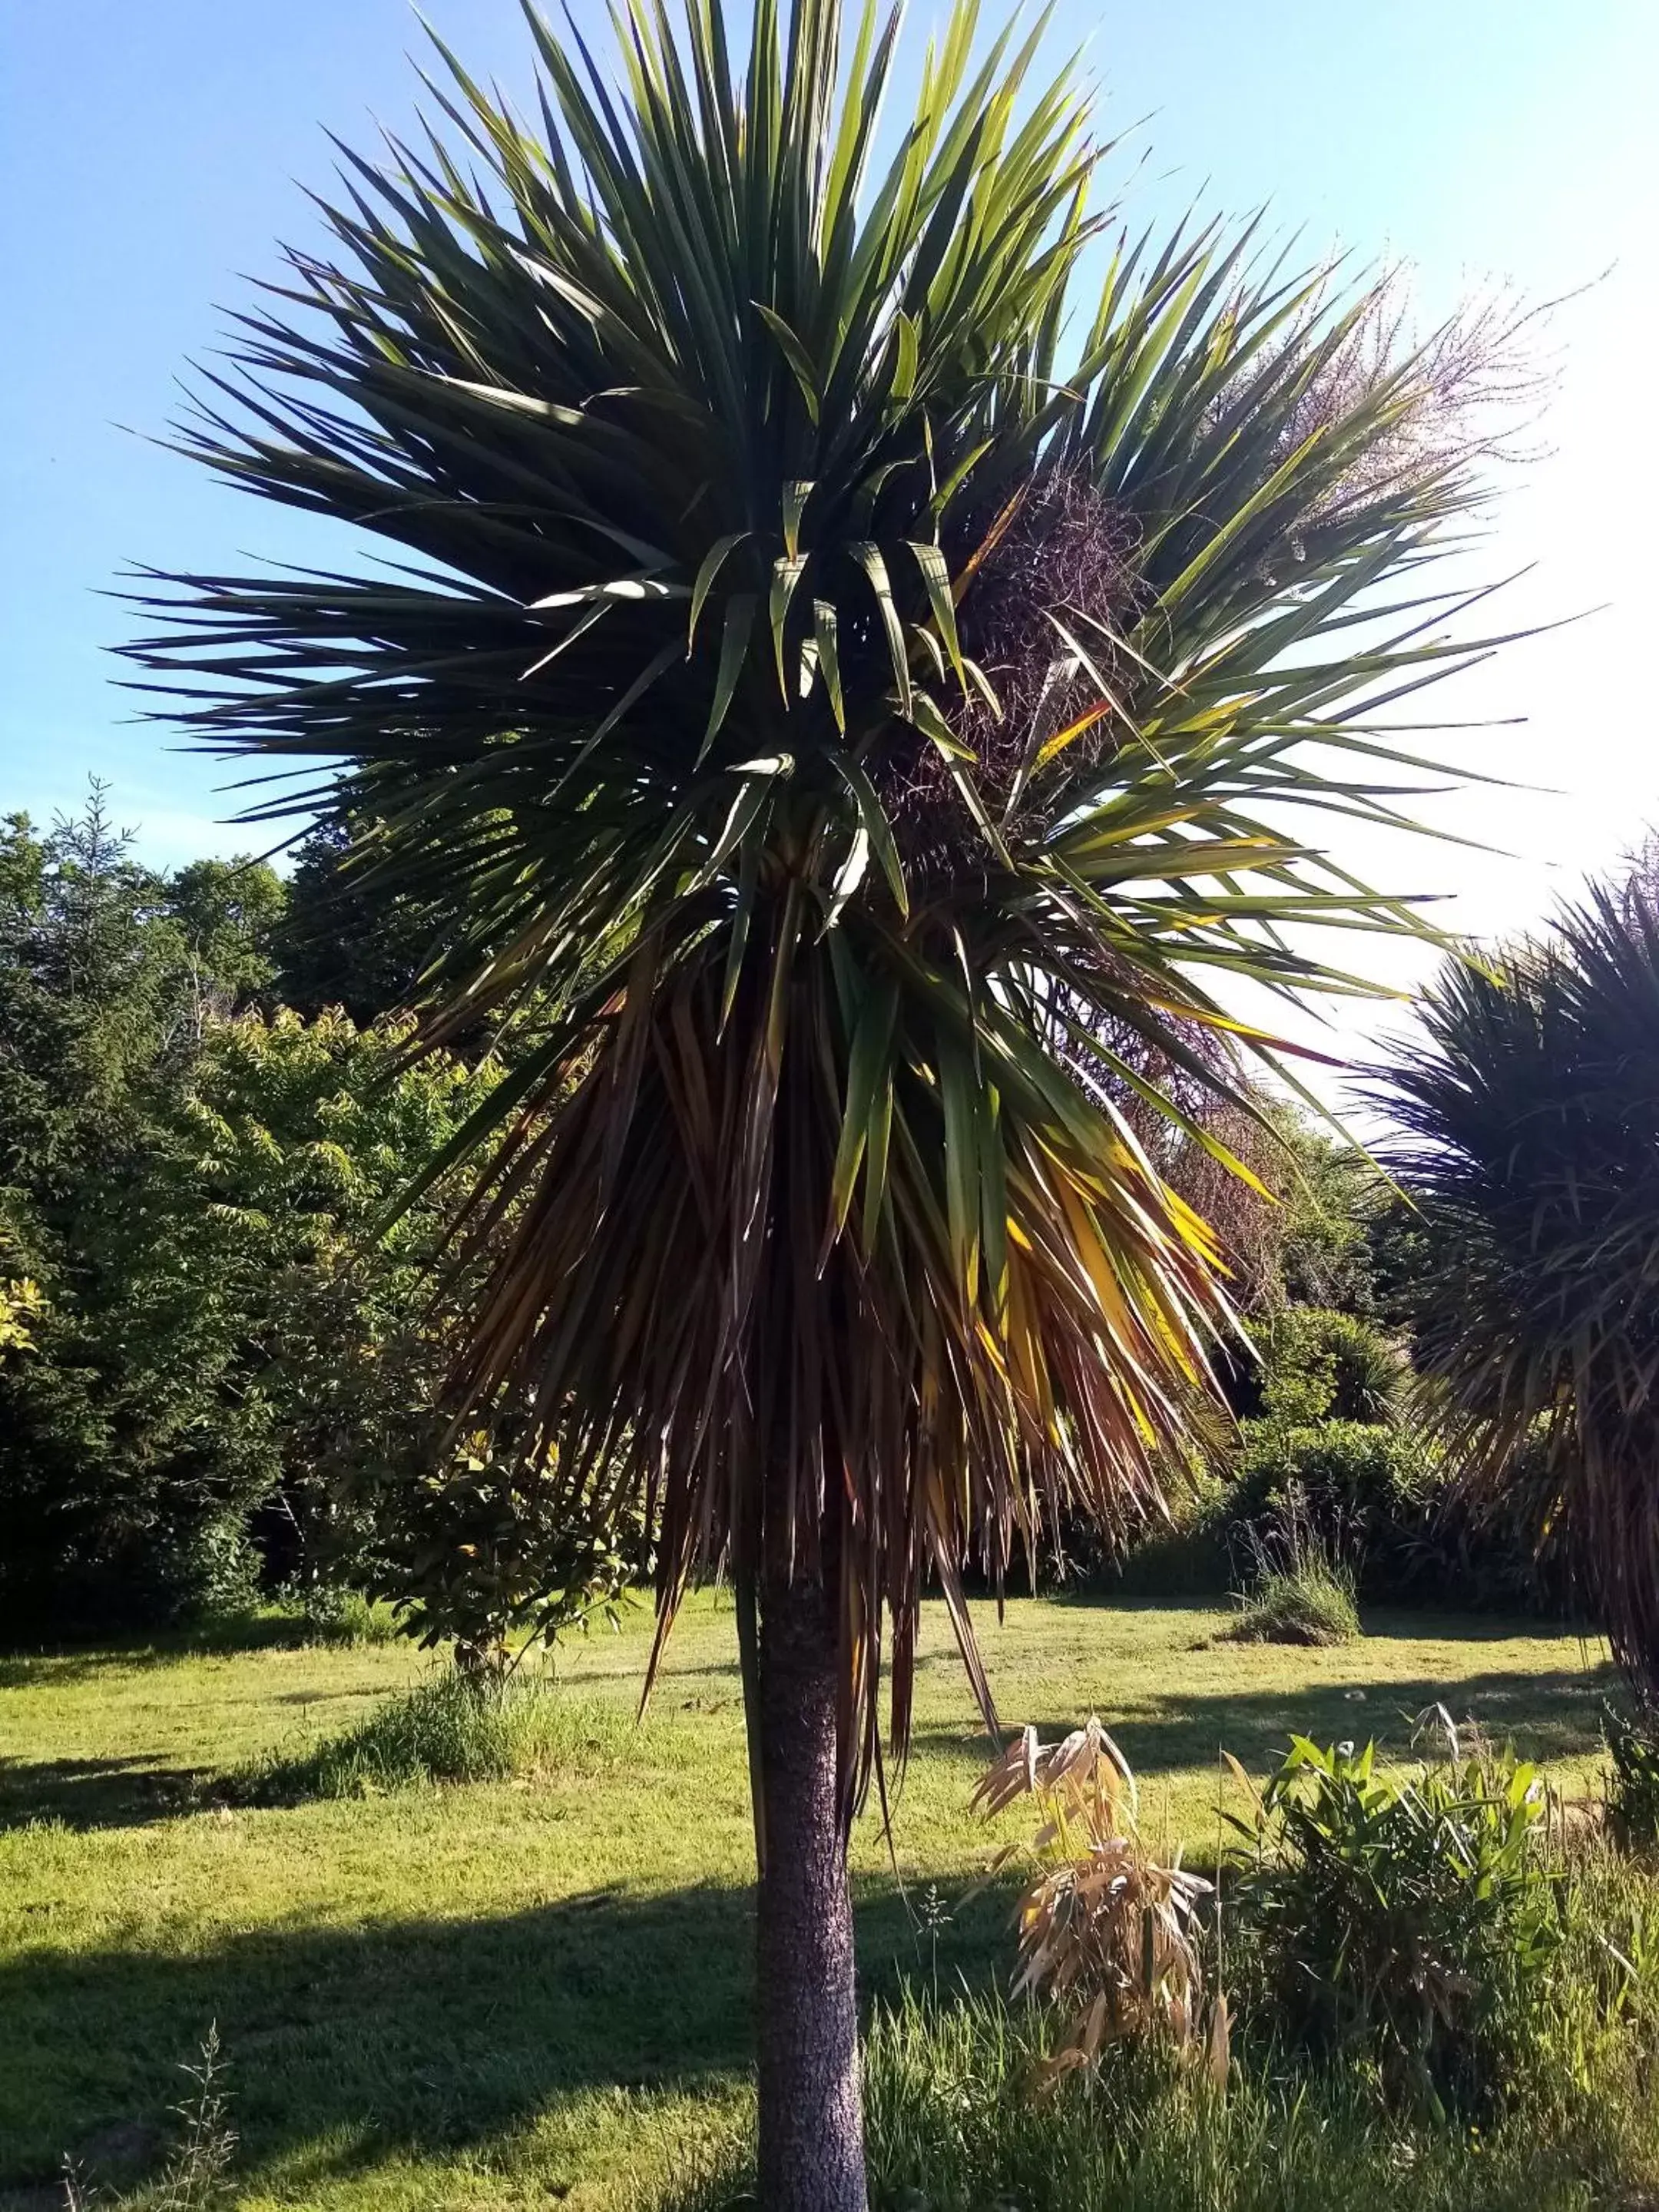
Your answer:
853,1975 -> 1659,2212
288,1583 -> 402,1648
253,1669 -> 634,1799
1224,1499 -> 1362,1647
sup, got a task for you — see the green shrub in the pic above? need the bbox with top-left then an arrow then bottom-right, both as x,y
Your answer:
1224,1406 -> 1581,1618
252,1669 -> 634,1798
289,1582 -> 402,1647
151,1512 -> 266,1626
1602,1700 -> 1659,1849
1255,1306 -> 1409,1427
1105,1408 -> 1574,1616
1227,1726 -> 1562,2116
361,1443 -> 647,1675
1100,1414 -> 1434,1607
1230,1417 -> 1436,1548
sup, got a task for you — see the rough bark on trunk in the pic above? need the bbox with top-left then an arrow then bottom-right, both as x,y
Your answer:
754,1548 -> 869,2211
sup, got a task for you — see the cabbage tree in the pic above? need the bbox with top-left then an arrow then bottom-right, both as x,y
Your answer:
1382,884 -> 1659,1694
128,1 -> 1515,2199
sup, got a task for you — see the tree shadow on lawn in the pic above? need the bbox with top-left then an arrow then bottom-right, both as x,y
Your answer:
0,1613 -> 329,1690
0,1872 -> 1013,2197
1046,1589 -> 1599,1641
910,1657 -> 1616,1783
0,1753 -> 210,1831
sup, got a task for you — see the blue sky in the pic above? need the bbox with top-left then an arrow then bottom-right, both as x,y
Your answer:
3,0 -> 1655,985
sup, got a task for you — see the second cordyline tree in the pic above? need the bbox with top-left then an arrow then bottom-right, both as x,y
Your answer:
1381,876 -> 1659,1706
128,1 -> 1526,2200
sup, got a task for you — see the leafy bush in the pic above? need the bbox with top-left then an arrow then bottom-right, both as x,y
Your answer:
1602,1700 -> 1659,1849
253,1670 -> 633,1798
0,795 -> 291,1633
0,872 -> 500,1636
287,1582 -> 402,1647
359,1442 -> 647,1677
1227,1724 -> 1562,2115
1224,1416 -> 1581,1615
1224,1508 -> 1361,1647
1102,1515 -> 1231,1598
1217,1308 -> 1567,1618
1253,1306 -> 1409,1427
1100,1411 -> 1433,1607
0,1273 -> 43,1357
1230,1418 -> 1435,1553
1099,1311 -> 1426,1606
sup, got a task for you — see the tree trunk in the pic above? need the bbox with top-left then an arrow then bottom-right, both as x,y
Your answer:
754,1547 -> 869,2211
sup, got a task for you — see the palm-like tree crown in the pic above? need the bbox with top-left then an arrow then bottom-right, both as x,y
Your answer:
1382,888 -> 1659,1694
129,0 -> 1509,1803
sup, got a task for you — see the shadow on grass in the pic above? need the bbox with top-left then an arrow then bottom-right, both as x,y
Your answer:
0,1611 -> 328,1689
1045,1589 -> 1598,1640
910,1657 -> 1615,1781
0,1873 -> 1012,2196
0,1754 -> 208,1832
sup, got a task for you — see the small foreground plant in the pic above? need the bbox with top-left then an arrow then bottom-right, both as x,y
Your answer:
972,1718 -> 1222,2090
61,2027 -> 234,2212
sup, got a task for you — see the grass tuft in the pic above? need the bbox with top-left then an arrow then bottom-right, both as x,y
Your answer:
1224,1501 -> 1363,1647
1224,1558 -> 1363,1647
290,1585 -> 404,1649
249,1667 -> 635,1798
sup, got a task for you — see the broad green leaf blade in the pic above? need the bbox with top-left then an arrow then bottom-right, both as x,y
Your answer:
699,591 -> 756,758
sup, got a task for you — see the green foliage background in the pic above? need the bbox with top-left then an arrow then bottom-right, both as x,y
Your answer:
0,790 -> 495,1631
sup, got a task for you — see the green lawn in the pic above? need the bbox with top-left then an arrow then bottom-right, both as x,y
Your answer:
0,1595 -> 1615,2209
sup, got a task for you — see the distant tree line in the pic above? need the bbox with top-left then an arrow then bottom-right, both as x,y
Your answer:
0,786 -> 483,1631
